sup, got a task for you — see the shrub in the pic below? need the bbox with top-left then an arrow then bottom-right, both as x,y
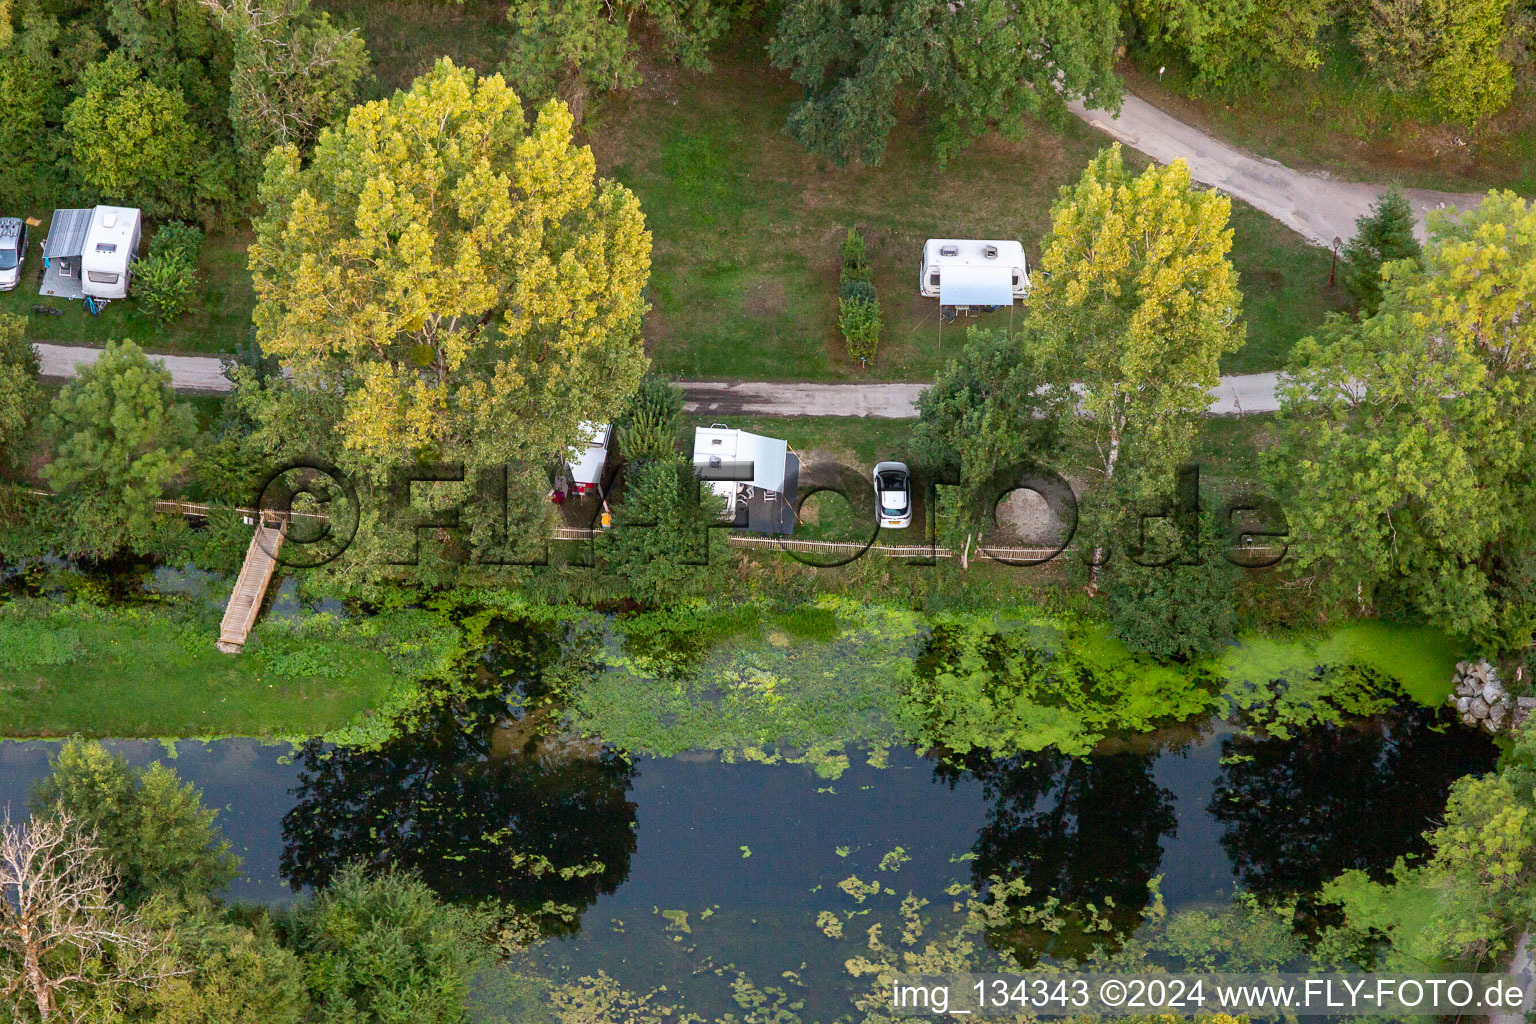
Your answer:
838,227 -> 879,364
617,376 -> 684,460
151,220 -> 205,264
840,226 -> 869,282
135,247 -> 198,324
839,293 -> 882,364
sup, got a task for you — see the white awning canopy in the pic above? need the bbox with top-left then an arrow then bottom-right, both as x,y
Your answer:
939,263 -> 1015,306
692,427 -> 788,493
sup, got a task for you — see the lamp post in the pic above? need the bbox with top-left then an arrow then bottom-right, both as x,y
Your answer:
1328,236 -> 1342,288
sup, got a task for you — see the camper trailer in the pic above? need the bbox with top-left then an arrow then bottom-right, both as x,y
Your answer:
80,207 -> 141,300
41,206 -> 142,303
918,239 -> 1029,308
691,425 -> 790,527
567,422 -> 612,495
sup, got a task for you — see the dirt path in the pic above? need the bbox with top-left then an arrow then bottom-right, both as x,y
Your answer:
35,342 -> 1286,417
1066,93 -> 1487,247
34,341 -> 234,394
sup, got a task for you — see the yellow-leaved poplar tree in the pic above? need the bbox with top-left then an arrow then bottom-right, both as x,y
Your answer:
249,56 -> 652,483
1029,144 -> 1244,585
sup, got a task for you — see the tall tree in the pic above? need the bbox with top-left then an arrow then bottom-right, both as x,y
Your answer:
1265,191 -> 1536,649
1341,185 -> 1422,317
249,58 -> 652,487
199,0 -> 368,160
1134,0 -> 1332,94
0,313 -> 39,476
63,52 -> 200,217
0,810 -> 172,1024
33,739 -> 240,907
1028,144 -> 1244,587
41,339 -> 196,560
769,0 -> 1122,166
910,327 -> 1060,535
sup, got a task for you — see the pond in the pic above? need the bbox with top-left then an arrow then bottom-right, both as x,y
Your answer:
0,702 -> 1496,1018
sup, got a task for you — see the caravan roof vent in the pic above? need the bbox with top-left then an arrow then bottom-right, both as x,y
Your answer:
939,244 -> 959,257
102,213 -> 117,228
983,244 -> 998,259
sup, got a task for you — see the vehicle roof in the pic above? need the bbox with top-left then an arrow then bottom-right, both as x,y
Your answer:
568,422 -> 612,485
921,239 -> 1027,267
0,218 -> 23,238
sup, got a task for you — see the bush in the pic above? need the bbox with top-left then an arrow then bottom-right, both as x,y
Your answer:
136,247 -> 198,324
838,227 -> 879,364
151,221 -> 205,264
839,293 -> 882,364
840,226 -> 869,282
617,376 -> 683,460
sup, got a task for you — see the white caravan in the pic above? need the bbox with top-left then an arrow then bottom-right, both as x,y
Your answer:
918,238 -> 1029,307
79,206 -> 141,300
691,425 -> 789,521
567,422 -> 612,495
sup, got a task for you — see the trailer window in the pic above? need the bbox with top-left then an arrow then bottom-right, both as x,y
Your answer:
87,271 -> 120,285
928,271 -> 939,287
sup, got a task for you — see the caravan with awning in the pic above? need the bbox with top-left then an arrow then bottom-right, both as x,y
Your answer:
918,238 -> 1029,308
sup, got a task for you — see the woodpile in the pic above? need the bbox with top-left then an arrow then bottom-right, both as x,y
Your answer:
1448,660 -> 1536,734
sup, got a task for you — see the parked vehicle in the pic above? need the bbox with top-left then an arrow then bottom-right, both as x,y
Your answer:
0,218 -> 28,292
872,461 -> 912,529
567,422 -> 612,495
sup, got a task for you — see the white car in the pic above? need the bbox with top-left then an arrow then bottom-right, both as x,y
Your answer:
873,461 -> 912,529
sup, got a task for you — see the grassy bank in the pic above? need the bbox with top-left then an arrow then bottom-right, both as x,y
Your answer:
0,590 -> 453,739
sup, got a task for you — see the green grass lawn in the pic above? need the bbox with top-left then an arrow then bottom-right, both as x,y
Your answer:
320,0 -> 514,96
591,42 -> 1348,382
1120,50 -> 1536,194
0,596 -> 413,739
0,222 -> 255,356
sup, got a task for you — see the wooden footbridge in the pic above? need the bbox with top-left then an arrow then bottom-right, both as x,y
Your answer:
216,515 -> 287,654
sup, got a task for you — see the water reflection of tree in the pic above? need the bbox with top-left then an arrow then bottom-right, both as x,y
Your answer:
281,710 -> 636,925
940,750 -> 1177,958
281,613 -> 636,929
1211,706 -> 1498,897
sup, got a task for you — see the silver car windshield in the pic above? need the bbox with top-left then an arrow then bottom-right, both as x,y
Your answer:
0,247 -> 16,270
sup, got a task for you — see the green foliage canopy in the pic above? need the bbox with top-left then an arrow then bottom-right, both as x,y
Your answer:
769,0 -> 1123,165
32,739 -> 241,906
41,339 -> 196,560
1267,191 -> 1536,650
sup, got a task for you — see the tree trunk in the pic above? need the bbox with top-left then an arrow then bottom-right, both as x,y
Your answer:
27,950 -> 53,1023
1089,412 -> 1123,593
